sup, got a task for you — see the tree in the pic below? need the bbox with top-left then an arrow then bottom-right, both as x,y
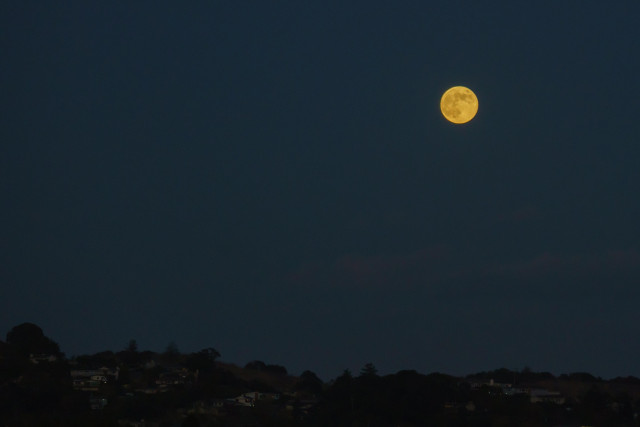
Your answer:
5,323 -> 61,357
319,370 -> 354,425
297,370 -> 323,395
126,339 -> 138,353
162,341 -> 180,364
245,360 -> 267,371
117,339 -> 141,367
164,341 -> 179,356
360,362 -> 378,377
244,360 -> 287,375
337,369 -> 352,382
265,364 -> 287,375
184,347 -> 220,372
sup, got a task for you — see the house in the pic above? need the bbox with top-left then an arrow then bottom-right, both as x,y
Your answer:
189,399 -> 227,415
261,392 -> 281,400
232,393 -> 257,407
70,367 -> 119,381
70,367 -> 119,391
529,389 -> 565,405
155,368 -> 193,389
90,397 -> 108,410
134,387 -> 160,394
502,386 -> 530,396
470,379 -> 513,392
29,353 -> 58,364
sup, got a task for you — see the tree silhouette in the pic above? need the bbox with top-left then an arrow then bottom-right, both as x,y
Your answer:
359,362 -> 378,377
244,360 -> 288,375
297,370 -> 323,395
245,360 -> 267,371
162,341 -> 180,364
184,347 -> 220,373
126,339 -> 138,353
164,341 -> 179,356
5,323 -> 60,357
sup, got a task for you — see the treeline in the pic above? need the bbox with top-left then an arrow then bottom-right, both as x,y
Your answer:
309,365 -> 640,427
468,366 -> 640,385
1,322 -> 640,426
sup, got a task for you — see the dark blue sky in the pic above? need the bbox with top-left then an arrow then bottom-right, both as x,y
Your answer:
2,1 -> 640,380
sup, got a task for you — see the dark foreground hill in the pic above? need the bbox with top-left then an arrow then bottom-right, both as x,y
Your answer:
1,322 -> 639,426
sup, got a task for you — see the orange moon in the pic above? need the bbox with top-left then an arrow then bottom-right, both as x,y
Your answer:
440,86 -> 478,124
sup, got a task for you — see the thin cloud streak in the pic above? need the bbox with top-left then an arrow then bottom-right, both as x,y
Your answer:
287,248 -> 640,294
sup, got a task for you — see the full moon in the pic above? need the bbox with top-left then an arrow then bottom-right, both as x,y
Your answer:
440,86 -> 478,124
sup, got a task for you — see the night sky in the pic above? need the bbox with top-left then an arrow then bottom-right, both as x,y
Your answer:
2,2 -> 640,380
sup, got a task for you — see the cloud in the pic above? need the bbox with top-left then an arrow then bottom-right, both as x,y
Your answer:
286,246 -> 452,289
486,249 -> 640,280
487,252 -> 584,278
287,247 -> 640,292
333,246 -> 450,287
